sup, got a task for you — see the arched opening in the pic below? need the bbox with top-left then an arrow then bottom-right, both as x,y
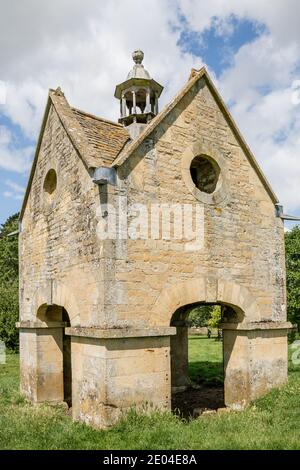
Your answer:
37,304 -> 72,407
135,88 -> 146,113
43,169 -> 57,196
123,88 -> 152,123
124,90 -> 133,116
190,155 -> 220,194
170,301 -> 239,418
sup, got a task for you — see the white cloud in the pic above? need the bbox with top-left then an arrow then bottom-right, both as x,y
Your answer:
0,0 -> 200,178
3,191 -> 23,201
0,81 -> 6,105
0,0 -> 299,214
179,0 -> 300,213
0,0 -> 199,135
2,179 -> 25,201
179,0 -> 300,46
219,37 -> 300,212
0,125 -> 33,173
4,179 -> 25,194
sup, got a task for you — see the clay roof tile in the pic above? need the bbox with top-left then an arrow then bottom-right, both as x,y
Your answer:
72,108 -> 130,166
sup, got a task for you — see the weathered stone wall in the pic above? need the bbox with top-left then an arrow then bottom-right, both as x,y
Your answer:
20,80 -> 286,330
116,77 -> 286,328
20,105 -> 105,327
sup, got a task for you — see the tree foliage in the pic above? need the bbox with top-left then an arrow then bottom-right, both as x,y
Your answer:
207,306 -> 222,329
285,226 -> 300,332
187,305 -> 213,328
0,213 -> 19,351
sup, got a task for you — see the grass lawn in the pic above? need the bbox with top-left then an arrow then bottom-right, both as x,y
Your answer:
0,337 -> 300,450
188,335 -> 223,385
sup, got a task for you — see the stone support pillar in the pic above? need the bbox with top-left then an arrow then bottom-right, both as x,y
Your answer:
18,321 -> 67,403
170,322 -> 191,391
66,326 -> 176,428
221,321 -> 291,409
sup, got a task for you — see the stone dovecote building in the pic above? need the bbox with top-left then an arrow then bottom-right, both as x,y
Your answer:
18,50 -> 291,428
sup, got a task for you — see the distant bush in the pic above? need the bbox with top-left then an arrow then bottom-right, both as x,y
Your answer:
0,213 -> 19,351
0,280 -> 19,351
285,226 -> 300,333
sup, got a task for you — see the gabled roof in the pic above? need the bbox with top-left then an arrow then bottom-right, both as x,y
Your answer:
113,67 -> 278,204
20,66 -> 278,221
20,88 -> 130,219
48,89 -> 130,168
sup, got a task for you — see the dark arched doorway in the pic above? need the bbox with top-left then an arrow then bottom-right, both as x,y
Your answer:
170,302 -> 239,418
37,304 -> 72,407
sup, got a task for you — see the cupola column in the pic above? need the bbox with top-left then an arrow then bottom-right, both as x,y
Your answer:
121,93 -> 126,118
145,89 -> 151,113
155,93 -> 159,114
132,90 -> 137,114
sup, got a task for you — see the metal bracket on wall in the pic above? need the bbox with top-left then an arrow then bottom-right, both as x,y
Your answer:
92,167 -> 117,186
275,204 -> 300,221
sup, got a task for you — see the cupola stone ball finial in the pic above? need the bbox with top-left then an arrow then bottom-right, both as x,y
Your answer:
132,50 -> 144,65
114,50 -> 164,132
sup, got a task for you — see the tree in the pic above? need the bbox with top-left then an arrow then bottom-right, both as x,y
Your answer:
187,305 -> 213,328
285,226 -> 300,332
207,305 -> 222,330
0,213 -> 19,351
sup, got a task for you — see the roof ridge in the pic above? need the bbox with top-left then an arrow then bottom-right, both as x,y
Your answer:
20,88 -> 130,220
72,107 -> 123,128
49,90 -> 102,168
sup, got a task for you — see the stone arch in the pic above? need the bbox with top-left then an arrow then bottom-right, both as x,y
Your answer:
32,280 -> 80,326
149,276 -> 261,326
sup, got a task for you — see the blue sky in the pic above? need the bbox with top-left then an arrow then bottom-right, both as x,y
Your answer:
0,0 -> 300,229
178,15 -> 264,76
0,115 -> 34,223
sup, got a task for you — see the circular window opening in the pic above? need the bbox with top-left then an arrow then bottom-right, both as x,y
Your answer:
190,155 -> 220,194
43,169 -> 57,196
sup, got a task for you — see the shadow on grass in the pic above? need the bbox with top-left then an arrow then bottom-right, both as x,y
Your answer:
172,354 -> 225,419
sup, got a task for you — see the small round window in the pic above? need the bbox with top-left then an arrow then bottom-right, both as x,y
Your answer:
190,155 -> 220,194
43,169 -> 57,197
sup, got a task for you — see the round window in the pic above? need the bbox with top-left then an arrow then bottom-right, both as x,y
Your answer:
43,169 -> 57,197
190,155 -> 220,194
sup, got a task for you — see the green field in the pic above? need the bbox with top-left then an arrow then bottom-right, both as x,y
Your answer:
188,335 -> 223,385
0,337 -> 300,450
